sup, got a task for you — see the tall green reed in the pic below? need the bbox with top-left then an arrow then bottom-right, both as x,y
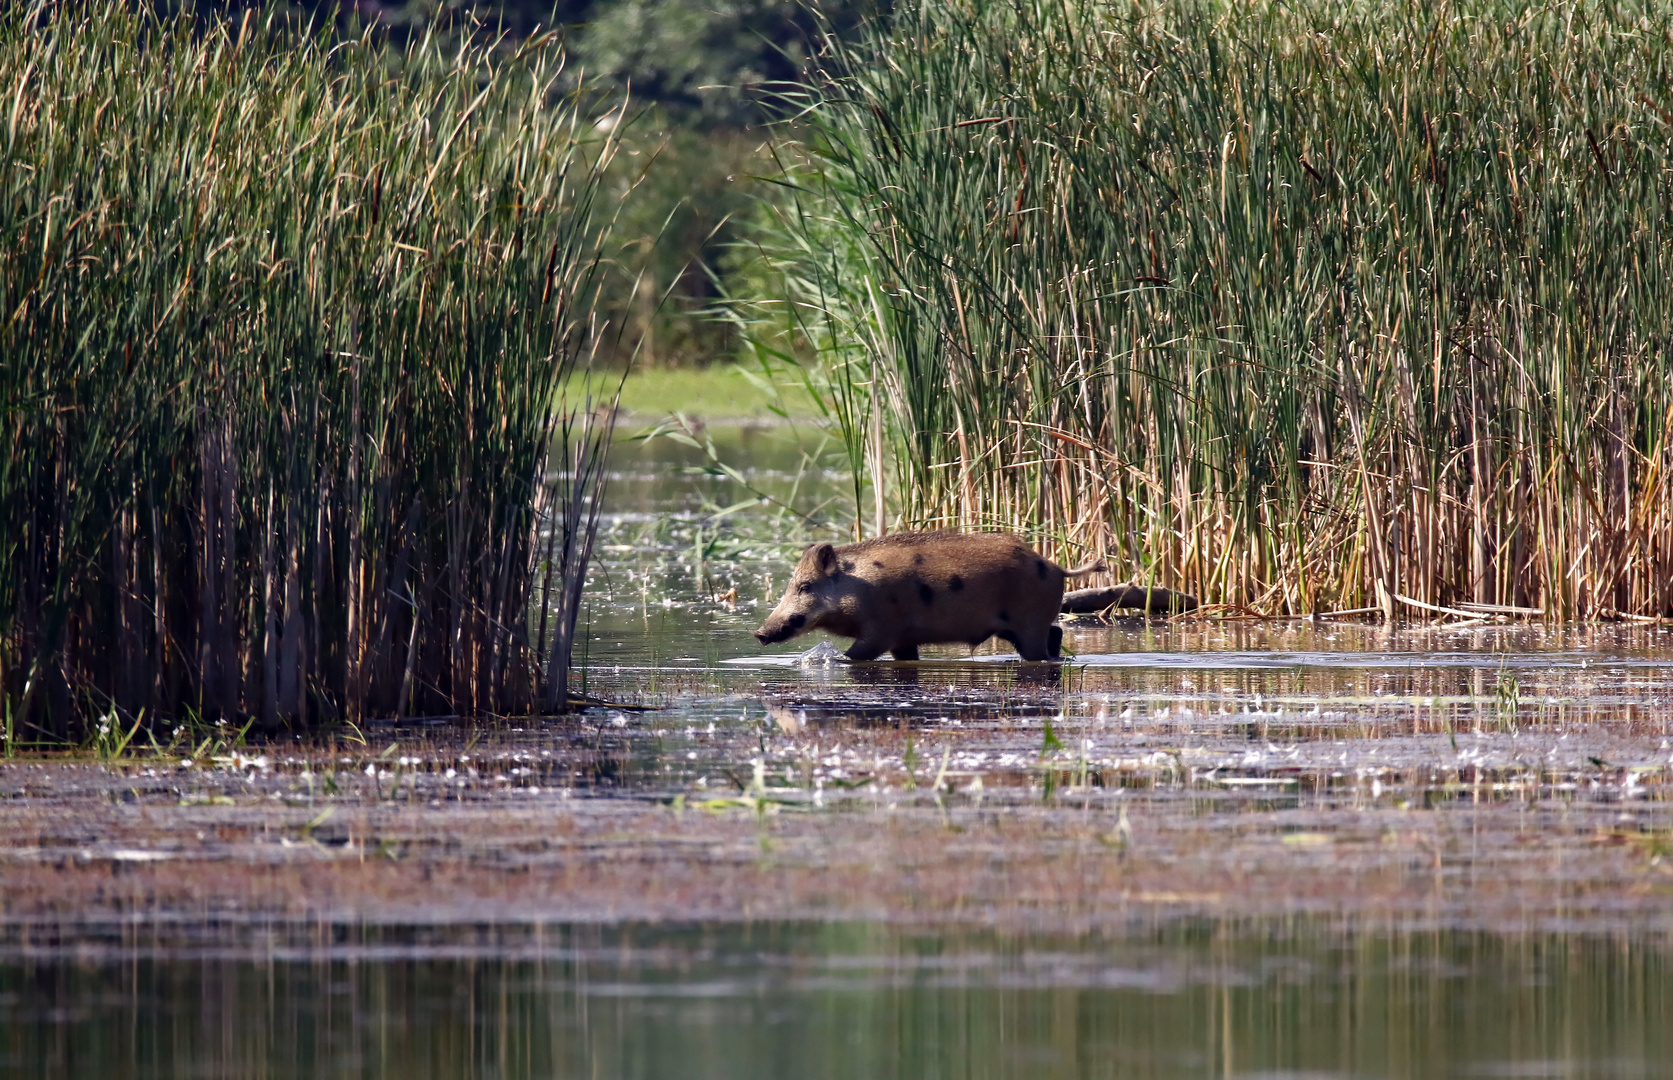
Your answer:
778,0 -> 1673,618
0,5 -> 620,740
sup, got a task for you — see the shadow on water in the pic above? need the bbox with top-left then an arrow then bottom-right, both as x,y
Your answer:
2,919 -> 1669,1080
4,424 -> 1673,1076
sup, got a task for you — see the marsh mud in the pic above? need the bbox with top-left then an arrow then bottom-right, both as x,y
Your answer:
3,426 -> 1671,1076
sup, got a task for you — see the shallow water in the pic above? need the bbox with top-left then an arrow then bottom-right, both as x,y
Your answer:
3,422 -> 1671,1077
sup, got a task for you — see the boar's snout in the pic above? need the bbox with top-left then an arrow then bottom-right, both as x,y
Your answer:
753,612 -> 806,646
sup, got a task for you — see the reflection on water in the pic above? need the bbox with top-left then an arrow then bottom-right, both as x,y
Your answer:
3,920 -> 1668,1080
6,424 -> 1673,1077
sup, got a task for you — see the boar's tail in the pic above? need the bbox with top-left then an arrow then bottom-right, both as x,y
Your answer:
1062,559 -> 1107,578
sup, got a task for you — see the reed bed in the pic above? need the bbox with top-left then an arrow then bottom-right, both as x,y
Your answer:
0,5 -> 619,741
782,0 -> 1673,618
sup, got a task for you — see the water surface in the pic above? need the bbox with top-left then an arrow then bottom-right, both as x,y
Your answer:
5,920 -> 1668,1079
3,422 -> 1670,1077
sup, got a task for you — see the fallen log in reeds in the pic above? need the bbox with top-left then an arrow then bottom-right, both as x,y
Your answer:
1062,585 -> 1199,616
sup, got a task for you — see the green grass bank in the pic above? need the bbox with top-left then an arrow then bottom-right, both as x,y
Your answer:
572,364 -> 822,424
779,0 -> 1673,618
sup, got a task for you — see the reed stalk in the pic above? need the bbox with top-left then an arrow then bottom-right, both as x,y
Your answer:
777,0 -> 1673,618
0,4 -> 619,739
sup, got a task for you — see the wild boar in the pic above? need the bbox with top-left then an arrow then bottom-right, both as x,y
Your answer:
753,530 -> 1105,661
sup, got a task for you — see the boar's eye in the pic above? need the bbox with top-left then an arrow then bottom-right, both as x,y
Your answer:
796,582 -> 813,594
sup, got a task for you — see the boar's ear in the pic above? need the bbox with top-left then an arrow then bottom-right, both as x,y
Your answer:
812,543 -> 838,576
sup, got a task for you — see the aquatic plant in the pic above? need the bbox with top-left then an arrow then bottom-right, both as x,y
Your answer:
779,0 -> 1673,618
0,4 -> 619,740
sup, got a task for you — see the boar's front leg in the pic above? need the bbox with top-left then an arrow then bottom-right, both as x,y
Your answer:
890,644 -> 920,661
1003,628 -> 1052,662
845,638 -> 889,662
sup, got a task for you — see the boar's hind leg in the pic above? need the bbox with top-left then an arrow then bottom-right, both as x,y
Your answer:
890,644 -> 920,661
845,639 -> 888,662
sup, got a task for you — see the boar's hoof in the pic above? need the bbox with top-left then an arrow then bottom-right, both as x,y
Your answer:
845,640 -> 888,662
